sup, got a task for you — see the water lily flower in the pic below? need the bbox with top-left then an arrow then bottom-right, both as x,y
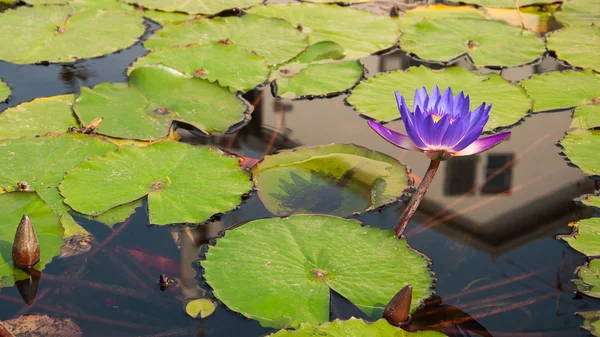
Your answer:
368,86 -> 511,161
367,86 -> 511,238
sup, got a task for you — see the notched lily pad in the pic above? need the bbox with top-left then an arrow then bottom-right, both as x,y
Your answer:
60,141 -> 253,225
579,193 -> 600,210
519,70 -> 600,113
575,259 -> 600,298
452,0 -> 555,7
271,41 -> 364,99
120,0 -> 263,15
347,66 -> 531,130
249,3 -> 399,60
399,16 -> 544,67
268,318 -> 447,337
145,14 -> 308,66
86,199 -> 143,228
129,43 -> 269,92
0,192 -> 65,288
74,65 -> 250,141
547,26 -> 600,72
560,217 -> 600,256
0,6 -> 145,64
579,311 -> 600,336
399,4 -> 484,28
0,95 -> 78,139
571,105 -> 600,130
560,130 -> 600,176
253,144 -> 410,217
186,298 -> 216,318
0,78 -> 10,102
202,215 -> 434,329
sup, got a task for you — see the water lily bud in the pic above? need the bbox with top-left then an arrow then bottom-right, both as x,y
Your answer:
12,215 -> 41,268
383,284 -> 412,326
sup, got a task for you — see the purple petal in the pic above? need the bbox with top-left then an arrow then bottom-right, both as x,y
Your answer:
441,114 -> 470,148
453,132 -> 511,156
453,92 -> 469,118
450,113 -> 489,152
401,98 -> 428,149
429,115 -> 453,148
426,86 -> 441,112
414,88 -> 427,111
368,120 -> 419,151
438,87 -> 454,116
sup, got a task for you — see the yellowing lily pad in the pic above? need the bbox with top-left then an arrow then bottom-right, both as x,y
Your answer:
579,311 -> 600,336
453,0 -> 555,7
555,0 -> 600,27
268,318 -> 447,337
74,65 -> 250,140
519,70 -> 600,113
249,3 -> 399,60
202,215 -> 434,329
560,130 -> 600,176
186,298 -> 216,319
253,144 -> 410,216
0,95 -> 78,139
0,6 -> 145,64
120,0 -> 262,15
347,66 -> 531,131
485,6 -> 555,33
399,16 -> 544,67
0,192 -> 65,288
145,14 -> 308,66
561,217 -> 600,256
575,259 -> 600,298
129,43 -> 269,92
0,78 -> 10,102
60,141 -> 253,225
547,26 -> 600,72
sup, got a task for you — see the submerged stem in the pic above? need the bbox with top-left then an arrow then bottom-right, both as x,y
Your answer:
394,159 -> 441,238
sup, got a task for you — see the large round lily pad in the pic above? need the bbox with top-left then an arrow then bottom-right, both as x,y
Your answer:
0,6 -> 145,64
0,134 -> 118,236
60,141 -> 253,225
399,16 -> 544,67
519,70 -> 600,112
346,66 -> 531,130
560,130 -> 600,176
579,311 -> 600,336
575,259 -> 600,298
145,14 -> 308,66
271,42 -> 364,99
0,95 -> 78,139
74,65 -> 250,140
120,0 -> 262,14
268,318 -> 447,337
202,215 -> 434,329
253,144 -> 410,217
0,78 -> 9,102
129,43 -> 269,92
0,192 -> 65,288
561,217 -> 600,256
555,0 -> 600,27
249,3 -> 399,60
547,26 -> 600,72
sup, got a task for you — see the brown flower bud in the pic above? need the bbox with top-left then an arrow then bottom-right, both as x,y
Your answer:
12,215 -> 41,268
383,284 -> 412,326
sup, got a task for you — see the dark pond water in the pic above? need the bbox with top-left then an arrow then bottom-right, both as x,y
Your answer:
0,15 -> 599,337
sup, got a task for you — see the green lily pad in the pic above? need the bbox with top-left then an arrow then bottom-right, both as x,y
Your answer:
0,192 -> 65,288
581,194 -> 600,209
186,298 -> 216,319
87,199 -> 143,228
120,0 -> 262,15
74,65 -> 250,140
560,130 -> 600,176
575,259 -> 600,298
253,144 -> 410,217
24,0 -> 69,4
68,0 -> 135,11
129,43 -> 269,92
144,10 -> 196,26
399,17 -> 544,67
202,215 -> 433,329
268,318 -> 447,337
452,0 -> 554,7
60,141 -> 252,225
248,3 -> 399,60
0,78 -> 9,102
346,66 -> 531,130
555,0 -> 600,27
271,42 -> 363,99
571,105 -> 600,130
547,26 -> 600,72
145,14 -> 308,66
561,217 -> 600,256
519,70 -> 600,112
0,6 -> 145,64
0,134 -> 118,236
400,5 -> 484,28
579,311 -> 600,336
0,95 -> 78,139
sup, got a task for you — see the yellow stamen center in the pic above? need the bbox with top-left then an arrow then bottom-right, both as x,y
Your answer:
431,114 -> 442,123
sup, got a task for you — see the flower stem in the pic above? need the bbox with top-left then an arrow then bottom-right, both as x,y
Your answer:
394,159 -> 441,238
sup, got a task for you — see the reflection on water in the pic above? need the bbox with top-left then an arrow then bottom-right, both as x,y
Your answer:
0,23 -> 598,337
